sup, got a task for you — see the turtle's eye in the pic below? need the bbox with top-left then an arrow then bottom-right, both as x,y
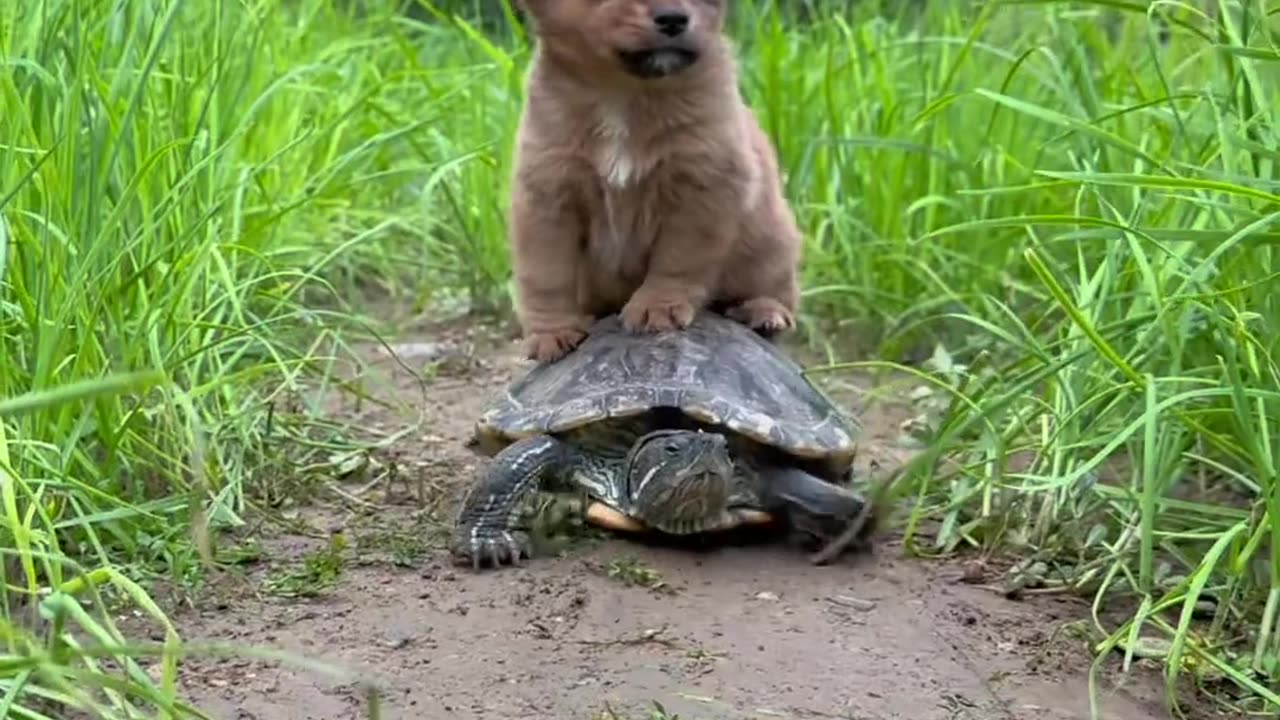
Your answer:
663,443 -> 681,455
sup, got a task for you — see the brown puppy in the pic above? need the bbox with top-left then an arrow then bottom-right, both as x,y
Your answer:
508,0 -> 804,363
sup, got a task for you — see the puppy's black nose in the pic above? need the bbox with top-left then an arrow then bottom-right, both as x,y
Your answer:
652,9 -> 689,37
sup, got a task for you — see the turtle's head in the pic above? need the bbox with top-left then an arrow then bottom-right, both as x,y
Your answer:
624,429 -> 735,533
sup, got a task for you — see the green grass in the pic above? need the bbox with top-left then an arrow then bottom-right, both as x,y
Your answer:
2,0 -> 1279,716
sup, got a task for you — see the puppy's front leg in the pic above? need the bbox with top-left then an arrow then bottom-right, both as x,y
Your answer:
510,176 -> 591,363
723,250 -> 800,337
621,209 -> 733,334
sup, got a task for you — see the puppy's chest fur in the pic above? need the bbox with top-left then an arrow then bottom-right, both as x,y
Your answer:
581,106 -> 664,282
590,106 -> 647,190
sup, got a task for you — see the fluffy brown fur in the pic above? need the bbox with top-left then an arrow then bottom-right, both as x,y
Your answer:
508,0 -> 804,363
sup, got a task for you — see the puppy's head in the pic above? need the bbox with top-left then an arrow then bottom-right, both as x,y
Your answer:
519,0 -> 728,80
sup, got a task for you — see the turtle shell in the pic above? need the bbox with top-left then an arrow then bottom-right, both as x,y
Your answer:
476,312 -> 858,466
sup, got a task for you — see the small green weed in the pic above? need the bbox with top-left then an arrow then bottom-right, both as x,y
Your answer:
354,522 -> 432,568
263,534 -> 350,599
216,538 -> 266,567
604,556 -> 668,591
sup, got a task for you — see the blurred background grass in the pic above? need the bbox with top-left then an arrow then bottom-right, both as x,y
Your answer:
2,0 -> 1279,716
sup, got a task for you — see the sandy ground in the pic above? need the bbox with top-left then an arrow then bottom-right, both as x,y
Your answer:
156,315 -> 1221,720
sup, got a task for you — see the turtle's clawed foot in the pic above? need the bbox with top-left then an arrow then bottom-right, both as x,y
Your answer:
450,528 -> 532,570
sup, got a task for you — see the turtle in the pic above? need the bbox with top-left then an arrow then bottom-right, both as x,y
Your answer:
450,310 -> 873,569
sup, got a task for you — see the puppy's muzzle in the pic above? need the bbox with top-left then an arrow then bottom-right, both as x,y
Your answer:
617,41 -> 699,79
652,8 -> 689,38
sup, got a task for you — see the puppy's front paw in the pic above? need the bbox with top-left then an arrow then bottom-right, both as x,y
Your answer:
522,326 -> 587,363
726,297 -> 795,336
621,293 -> 695,333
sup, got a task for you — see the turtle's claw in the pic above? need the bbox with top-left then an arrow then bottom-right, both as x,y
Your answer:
451,527 -> 532,570
506,534 -> 525,566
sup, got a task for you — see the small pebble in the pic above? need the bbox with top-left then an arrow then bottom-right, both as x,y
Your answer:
826,594 -> 877,612
961,561 -> 986,584
384,636 -> 412,650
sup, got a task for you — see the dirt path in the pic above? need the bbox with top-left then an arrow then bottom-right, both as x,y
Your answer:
166,317 -> 1198,720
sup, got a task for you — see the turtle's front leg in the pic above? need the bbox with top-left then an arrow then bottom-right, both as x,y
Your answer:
451,435 -> 570,570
